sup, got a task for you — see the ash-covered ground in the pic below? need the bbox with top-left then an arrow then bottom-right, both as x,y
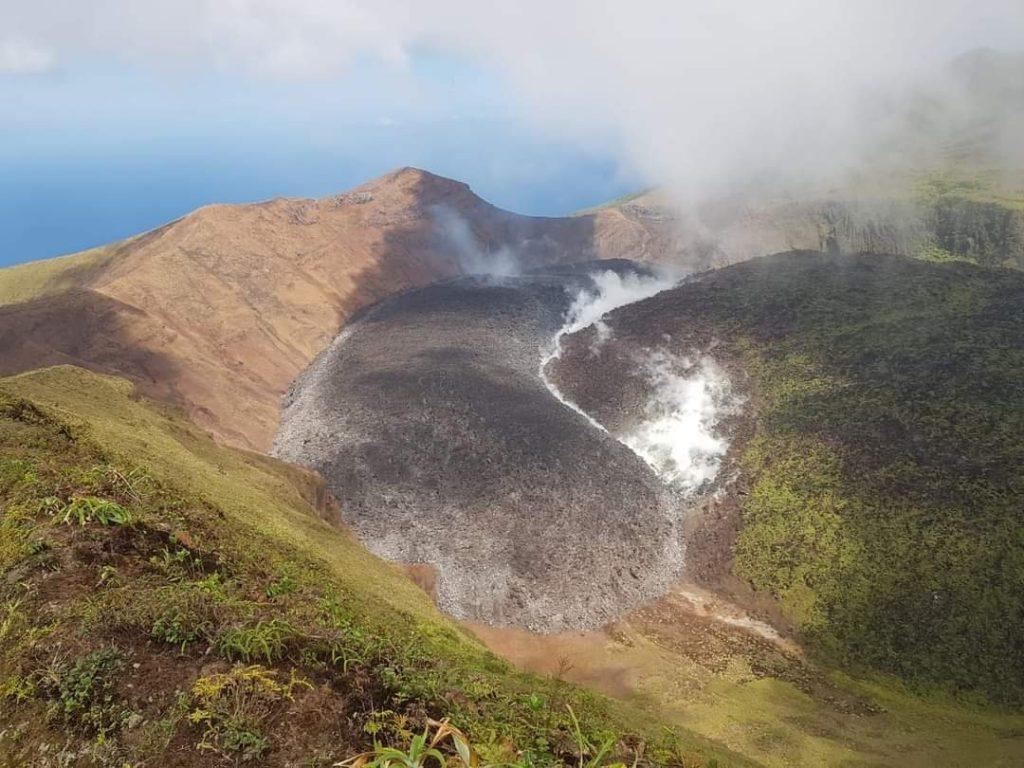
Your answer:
272,261 -> 694,632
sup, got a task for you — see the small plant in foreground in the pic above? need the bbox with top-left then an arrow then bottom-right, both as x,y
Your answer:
337,711 -> 637,768
97,564 -> 119,587
0,599 -> 24,643
189,665 -> 309,763
38,648 -> 128,735
91,464 -> 151,504
339,726 -> 445,768
265,572 -> 299,599
152,607 -> 207,651
526,693 -> 546,712
152,546 -> 207,580
46,495 -> 132,526
566,705 -> 632,768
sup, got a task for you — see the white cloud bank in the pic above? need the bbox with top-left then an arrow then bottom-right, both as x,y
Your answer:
3,1 -> 1023,197
0,37 -> 55,74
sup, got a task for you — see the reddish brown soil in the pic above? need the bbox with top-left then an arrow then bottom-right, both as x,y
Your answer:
468,577 -> 878,720
1,514 -> 366,768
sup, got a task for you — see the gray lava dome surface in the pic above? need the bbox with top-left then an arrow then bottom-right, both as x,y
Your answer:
272,263 -> 685,631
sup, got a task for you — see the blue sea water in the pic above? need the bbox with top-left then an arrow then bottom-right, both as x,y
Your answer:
0,125 -> 635,267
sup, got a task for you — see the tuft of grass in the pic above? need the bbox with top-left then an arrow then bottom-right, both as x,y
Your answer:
50,495 -> 132,526
0,600 -> 24,645
914,244 -> 975,265
217,619 -> 297,664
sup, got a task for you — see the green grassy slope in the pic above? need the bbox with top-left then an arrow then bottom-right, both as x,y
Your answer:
0,366 -> 748,767
911,175 -> 1024,268
572,189 -> 655,216
0,247 -> 118,307
675,253 -> 1024,702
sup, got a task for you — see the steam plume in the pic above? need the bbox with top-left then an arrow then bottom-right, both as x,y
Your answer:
539,269 -> 678,429
540,269 -> 738,494
620,352 -> 739,494
429,204 -> 522,277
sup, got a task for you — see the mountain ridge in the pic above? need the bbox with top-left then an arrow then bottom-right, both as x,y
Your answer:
0,167 -> 678,450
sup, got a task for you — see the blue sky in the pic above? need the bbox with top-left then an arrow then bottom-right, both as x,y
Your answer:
0,53 -> 637,266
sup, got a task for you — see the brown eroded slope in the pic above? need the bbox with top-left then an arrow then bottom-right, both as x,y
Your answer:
0,167 -> 678,450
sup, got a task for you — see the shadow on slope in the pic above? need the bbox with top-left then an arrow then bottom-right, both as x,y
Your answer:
0,290 -> 186,407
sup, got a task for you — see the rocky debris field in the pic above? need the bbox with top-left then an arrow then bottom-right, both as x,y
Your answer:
273,263 -> 694,632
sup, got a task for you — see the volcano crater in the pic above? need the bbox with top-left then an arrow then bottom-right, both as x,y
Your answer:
273,261 -> 739,631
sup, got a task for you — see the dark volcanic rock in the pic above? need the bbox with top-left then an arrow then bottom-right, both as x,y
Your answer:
272,265 -> 683,631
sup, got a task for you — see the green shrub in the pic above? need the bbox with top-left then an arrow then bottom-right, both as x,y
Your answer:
265,572 -> 299,599
38,648 -> 127,735
152,608 -> 207,650
150,546 -> 208,581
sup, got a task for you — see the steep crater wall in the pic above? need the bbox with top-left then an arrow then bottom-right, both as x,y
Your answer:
549,251 -> 1024,703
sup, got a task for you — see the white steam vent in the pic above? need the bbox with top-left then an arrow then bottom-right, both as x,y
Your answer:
561,269 -> 675,340
539,268 -> 677,429
541,268 -> 739,496
619,351 -> 737,494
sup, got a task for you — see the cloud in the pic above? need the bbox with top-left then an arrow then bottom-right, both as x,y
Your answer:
1,1 -> 411,78
3,1 -> 1024,196
0,37 -> 55,74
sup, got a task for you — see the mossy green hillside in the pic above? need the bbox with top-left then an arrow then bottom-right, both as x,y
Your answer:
0,365 -> 746,767
673,252 -> 1024,702
0,246 -> 118,307
912,174 -> 1024,268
